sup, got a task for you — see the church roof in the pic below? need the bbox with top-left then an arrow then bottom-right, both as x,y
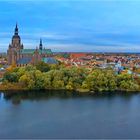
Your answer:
41,49 -> 52,54
21,49 -> 35,54
42,57 -> 58,64
17,57 -> 32,64
20,49 -> 52,55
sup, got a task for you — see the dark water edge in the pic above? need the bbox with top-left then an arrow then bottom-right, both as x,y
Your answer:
1,90 -> 140,139
1,89 -> 139,105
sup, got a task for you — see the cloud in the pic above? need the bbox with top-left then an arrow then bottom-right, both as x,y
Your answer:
1,29 -> 140,53
1,0 -> 140,52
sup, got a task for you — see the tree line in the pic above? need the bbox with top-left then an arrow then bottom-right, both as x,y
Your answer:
2,61 -> 140,92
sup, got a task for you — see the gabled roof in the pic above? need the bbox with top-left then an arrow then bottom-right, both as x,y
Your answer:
21,49 -> 35,54
20,49 -> 53,55
17,57 -> 32,64
42,57 -> 58,64
41,49 -> 52,54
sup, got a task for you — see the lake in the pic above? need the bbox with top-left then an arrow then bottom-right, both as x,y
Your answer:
0,90 -> 140,139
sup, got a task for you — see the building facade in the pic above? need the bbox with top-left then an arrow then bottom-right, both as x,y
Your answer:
7,24 -> 54,66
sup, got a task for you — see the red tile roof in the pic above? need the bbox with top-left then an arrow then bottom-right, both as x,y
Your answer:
70,53 -> 86,59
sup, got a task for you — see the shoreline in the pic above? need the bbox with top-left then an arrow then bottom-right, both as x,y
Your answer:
0,87 -> 139,94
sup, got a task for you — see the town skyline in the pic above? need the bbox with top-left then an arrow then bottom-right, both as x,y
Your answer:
1,0 -> 140,52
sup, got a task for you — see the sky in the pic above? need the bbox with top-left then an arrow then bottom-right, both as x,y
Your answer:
1,0 -> 140,52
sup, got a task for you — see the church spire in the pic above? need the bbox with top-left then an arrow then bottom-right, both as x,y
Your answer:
14,23 -> 18,35
39,38 -> 43,50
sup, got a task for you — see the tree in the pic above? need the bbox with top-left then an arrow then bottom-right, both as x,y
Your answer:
34,70 -> 45,89
3,72 -> 18,83
43,73 -> 52,89
19,70 -> 44,89
117,73 -> 139,91
52,80 -> 64,89
19,74 -> 31,88
66,81 -> 74,90
35,61 -> 50,72
83,69 -> 117,91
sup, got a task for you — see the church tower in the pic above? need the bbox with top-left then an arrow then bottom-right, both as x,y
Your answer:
7,23 -> 24,65
12,23 -> 21,48
39,38 -> 43,50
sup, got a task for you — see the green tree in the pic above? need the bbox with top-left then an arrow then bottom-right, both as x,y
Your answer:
3,72 -> 19,83
35,61 -> 50,72
83,69 -> 117,91
19,70 -> 44,89
117,73 -> 139,91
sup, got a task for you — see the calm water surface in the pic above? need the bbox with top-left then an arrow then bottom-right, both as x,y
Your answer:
0,90 -> 140,139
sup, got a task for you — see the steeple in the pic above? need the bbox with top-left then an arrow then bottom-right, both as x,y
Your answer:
12,23 -> 21,47
39,38 -> 43,50
14,23 -> 18,35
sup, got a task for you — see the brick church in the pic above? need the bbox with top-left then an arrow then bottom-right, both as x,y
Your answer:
7,24 -> 57,66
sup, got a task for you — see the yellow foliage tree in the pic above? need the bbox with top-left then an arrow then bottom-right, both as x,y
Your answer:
6,62 -> 16,72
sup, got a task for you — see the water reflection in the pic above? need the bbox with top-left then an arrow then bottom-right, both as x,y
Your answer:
1,90 -> 137,105
0,90 -> 140,138
0,93 -> 4,101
